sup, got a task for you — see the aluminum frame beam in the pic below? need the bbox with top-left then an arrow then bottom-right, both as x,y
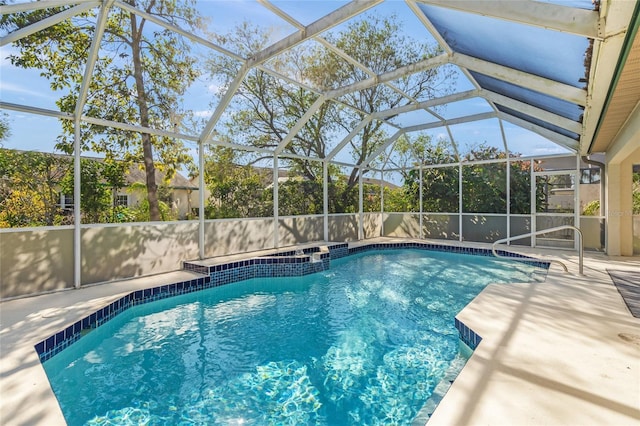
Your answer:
199,0 -> 382,145
451,53 -> 588,106
497,111 -> 579,152
1,2 -> 98,46
248,0 -> 383,68
274,95 -> 326,154
414,0 -> 600,39
0,0 -> 96,14
480,89 -> 583,134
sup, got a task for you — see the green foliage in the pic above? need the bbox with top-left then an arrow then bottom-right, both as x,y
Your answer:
207,14 -> 454,207
582,200 -> 600,216
383,185 -> 412,213
399,144 -> 542,214
0,149 -> 69,227
0,112 -> 10,142
126,198 -> 177,222
203,147 -> 271,219
462,162 -> 507,213
402,137 -> 459,213
509,160 -> 535,215
3,0 -> 201,221
60,159 -> 110,223
276,179 -> 324,216
58,158 -> 128,223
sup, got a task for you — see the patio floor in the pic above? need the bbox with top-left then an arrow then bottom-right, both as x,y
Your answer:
1,239 -> 639,425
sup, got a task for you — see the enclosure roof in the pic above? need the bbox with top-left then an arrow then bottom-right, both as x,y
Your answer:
1,0 -> 638,165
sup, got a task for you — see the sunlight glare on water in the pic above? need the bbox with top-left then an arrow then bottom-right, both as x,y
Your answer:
43,249 -> 541,425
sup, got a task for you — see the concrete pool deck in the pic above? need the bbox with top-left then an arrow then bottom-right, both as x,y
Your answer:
1,238 -> 639,425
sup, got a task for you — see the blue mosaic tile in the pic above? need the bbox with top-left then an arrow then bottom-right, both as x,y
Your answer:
455,317 -> 482,350
36,241 -> 547,363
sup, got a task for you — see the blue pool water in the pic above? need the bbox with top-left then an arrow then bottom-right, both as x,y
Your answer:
43,249 -> 541,425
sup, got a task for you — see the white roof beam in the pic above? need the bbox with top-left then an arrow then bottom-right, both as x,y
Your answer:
258,0 -> 377,77
326,116 -> 374,161
582,0 -> 638,154
260,0 -> 418,108
115,1 -> 242,61
325,53 -> 449,99
497,111 -> 579,152
1,101 -> 200,142
198,63 -> 249,143
362,129 -> 406,166
403,111 -> 496,133
405,0 -> 453,54
200,1 -> 382,144
1,2 -> 97,46
373,89 -> 478,119
451,53 -> 588,106
274,95 -> 326,155
75,0 -> 114,119
0,0 -> 97,14
480,89 -> 583,134
1,101 -> 72,120
248,0 -> 382,68
414,0 -> 600,39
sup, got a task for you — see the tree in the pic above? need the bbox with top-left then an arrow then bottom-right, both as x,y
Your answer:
202,146 -> 270,219
2,1 -> 202,221
400,143 -> 543,214
206,15 -> 454,214
0,149 -> 69,227
59,158 -> 127,223
397,134 -> 459,213
0,112 -> 10,142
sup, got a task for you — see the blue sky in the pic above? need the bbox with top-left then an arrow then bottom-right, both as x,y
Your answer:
0,0 -> 570,165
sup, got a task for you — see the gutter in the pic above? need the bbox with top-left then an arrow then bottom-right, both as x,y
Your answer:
588,1 -> 640,153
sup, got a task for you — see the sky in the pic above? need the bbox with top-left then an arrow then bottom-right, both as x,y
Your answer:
0,0 -> 571,168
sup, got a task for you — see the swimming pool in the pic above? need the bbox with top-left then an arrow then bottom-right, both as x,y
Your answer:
42,248 -> 544,425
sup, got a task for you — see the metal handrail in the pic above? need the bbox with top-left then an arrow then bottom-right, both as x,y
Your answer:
492,225 -> 584,275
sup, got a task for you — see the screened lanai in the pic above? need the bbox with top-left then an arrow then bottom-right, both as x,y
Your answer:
1,0 -> 639,297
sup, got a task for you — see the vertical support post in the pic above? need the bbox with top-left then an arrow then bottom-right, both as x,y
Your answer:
458,163 -> 463,242
73,124 -> 81,288
380,170 -> 384,237
574,155 -> 581,251
323,160 -> 329,242
501,120 -> 510,245
419,165 -> 423,239
531,159 -> 536,248
69,0 -> 114,289
358,166 -> 364,240
506,155 -> 511,245
198,141 -> 205,260
273,155 -> 279,249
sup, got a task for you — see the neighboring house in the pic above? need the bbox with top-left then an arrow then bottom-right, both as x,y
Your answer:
123,165 -> 197,219
45,155 -> 197,220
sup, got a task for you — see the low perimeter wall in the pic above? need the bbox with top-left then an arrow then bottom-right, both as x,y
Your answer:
0,212 -> 609,299
0,214 -> 379,299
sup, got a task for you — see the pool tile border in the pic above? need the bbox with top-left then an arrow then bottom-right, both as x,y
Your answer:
35,241 -> 546,363
455,317 -> 482,350
35,276 -> 211,362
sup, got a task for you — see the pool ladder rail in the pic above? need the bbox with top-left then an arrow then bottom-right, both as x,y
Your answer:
491,225 -> 584,276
